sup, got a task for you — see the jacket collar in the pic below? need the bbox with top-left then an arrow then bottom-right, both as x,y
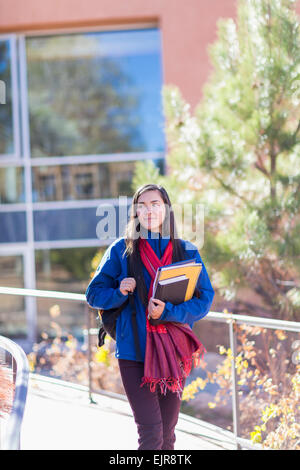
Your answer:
140,226 -> 170,240
139,226 -> 170,258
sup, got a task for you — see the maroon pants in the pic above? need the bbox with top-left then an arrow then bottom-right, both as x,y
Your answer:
118,359 -> 185,450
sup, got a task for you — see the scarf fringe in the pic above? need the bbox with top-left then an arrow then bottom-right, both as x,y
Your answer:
180,343 -> 207,377
141,343 -> 207,397
140,376 -> 185,397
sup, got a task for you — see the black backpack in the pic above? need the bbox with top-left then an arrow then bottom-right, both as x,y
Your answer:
97,255 -> 142,361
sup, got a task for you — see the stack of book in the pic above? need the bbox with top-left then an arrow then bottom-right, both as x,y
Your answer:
152,258 -> 202,306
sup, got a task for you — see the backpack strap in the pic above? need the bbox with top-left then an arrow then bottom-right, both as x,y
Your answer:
127,256 -> 143,362
128,293 -> 143,362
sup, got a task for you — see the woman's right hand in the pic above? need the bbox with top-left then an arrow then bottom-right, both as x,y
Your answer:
119,277 -> 136,295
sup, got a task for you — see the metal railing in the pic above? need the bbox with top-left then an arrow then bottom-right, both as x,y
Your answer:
0,285 -> 299,450
0,334 -> 30,450
204,311 -> 300,450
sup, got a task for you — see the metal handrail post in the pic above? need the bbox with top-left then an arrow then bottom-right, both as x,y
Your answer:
86,304 -> 96,404
12,356 -> 17,385
229,319 -> 241,450
87,304 -> 92,403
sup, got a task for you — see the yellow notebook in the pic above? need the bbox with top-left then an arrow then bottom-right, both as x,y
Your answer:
152,258 -> 202,302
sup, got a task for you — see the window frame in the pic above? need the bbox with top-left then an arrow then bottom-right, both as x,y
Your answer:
0,25 -> 165,247
0,34 -> 21,160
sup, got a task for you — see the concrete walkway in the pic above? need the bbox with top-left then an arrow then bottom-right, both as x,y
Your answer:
21,374 -> 236,450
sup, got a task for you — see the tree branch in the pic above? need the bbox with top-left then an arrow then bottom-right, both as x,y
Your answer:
254,161 -> 269,177
212,171 -> 254,210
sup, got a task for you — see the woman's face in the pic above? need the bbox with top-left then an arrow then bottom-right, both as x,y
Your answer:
136,190 -> 166,233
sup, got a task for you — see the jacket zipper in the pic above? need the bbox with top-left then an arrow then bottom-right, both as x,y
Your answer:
158,233 -> 162,259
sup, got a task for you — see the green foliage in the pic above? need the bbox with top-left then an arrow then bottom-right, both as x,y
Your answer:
131,160 -> 165,191
36,247 -> 97,281
182,325 -> 300,450
133,0 -> 300,321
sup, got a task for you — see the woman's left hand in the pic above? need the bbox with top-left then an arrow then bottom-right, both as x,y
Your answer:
148,297 -> 165,320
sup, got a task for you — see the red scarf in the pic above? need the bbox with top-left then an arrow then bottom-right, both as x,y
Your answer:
139,236 -> 206,396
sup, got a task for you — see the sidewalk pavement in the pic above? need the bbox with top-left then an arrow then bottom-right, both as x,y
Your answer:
21,374 -> 235,450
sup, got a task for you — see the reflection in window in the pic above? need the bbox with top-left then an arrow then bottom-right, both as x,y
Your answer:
0,40 -> 14,155
0,255 -> 26,337
32,159 -> 164,202
0,167 -> 25,203
34,204 -> 130,241
74,172 -> 94,198
26,28 -> 165,157
38,174 -> 57,200
35,247 -> 97,285
35,247 -> 100,338
0,212 -> 27,243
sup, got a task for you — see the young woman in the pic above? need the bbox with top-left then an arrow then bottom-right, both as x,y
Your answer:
85,183 -> 215,450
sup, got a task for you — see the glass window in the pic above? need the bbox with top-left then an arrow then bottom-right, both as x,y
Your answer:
0,255 -> 26,337
33,204 -> 130,241
35,247 -> 97,289
26,28 -> 165,158
0,167 -> 25,203
32,160 -> 163,202
35,247 -> 100,338
0,212 -> 27,243
0,39 -> 14,155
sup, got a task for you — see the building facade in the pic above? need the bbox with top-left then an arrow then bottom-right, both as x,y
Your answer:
0,0 -> 239,346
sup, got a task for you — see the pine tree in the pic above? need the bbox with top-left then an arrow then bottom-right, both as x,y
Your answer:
133,0 -> 300,321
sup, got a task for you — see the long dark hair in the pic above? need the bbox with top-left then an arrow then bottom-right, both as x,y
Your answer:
122,183 -> 200,308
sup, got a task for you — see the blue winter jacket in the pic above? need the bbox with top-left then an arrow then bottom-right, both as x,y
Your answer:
85,230 -> 215,362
